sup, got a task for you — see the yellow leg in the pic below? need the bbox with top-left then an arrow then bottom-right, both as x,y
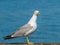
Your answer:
26,36 -> 31,45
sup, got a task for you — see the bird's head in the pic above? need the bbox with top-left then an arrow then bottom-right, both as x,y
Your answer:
34,10 -> 40,16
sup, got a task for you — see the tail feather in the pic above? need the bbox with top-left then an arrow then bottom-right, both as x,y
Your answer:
4,35 -> 16,40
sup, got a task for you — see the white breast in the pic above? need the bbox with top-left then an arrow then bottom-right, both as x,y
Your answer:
25,13 -> 37,36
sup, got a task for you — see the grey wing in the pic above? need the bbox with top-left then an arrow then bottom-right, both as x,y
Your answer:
12,24 -> 33,37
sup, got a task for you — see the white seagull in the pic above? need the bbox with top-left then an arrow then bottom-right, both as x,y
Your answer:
4,10 -> 40,45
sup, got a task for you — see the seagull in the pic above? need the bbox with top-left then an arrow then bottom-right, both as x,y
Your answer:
4,10 -> 40,45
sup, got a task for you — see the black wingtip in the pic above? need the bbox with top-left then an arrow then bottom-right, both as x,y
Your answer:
4,35 -> 16,40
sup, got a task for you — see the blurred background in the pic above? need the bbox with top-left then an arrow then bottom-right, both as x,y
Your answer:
0,0 -> 60,43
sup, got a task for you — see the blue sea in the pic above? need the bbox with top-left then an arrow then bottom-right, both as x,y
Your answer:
0,0 -> 60,43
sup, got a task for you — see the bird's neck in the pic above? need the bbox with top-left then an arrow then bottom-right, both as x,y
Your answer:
28,14 -> 37,25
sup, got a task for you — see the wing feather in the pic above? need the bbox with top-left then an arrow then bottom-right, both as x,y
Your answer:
12,24 -> 33,37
